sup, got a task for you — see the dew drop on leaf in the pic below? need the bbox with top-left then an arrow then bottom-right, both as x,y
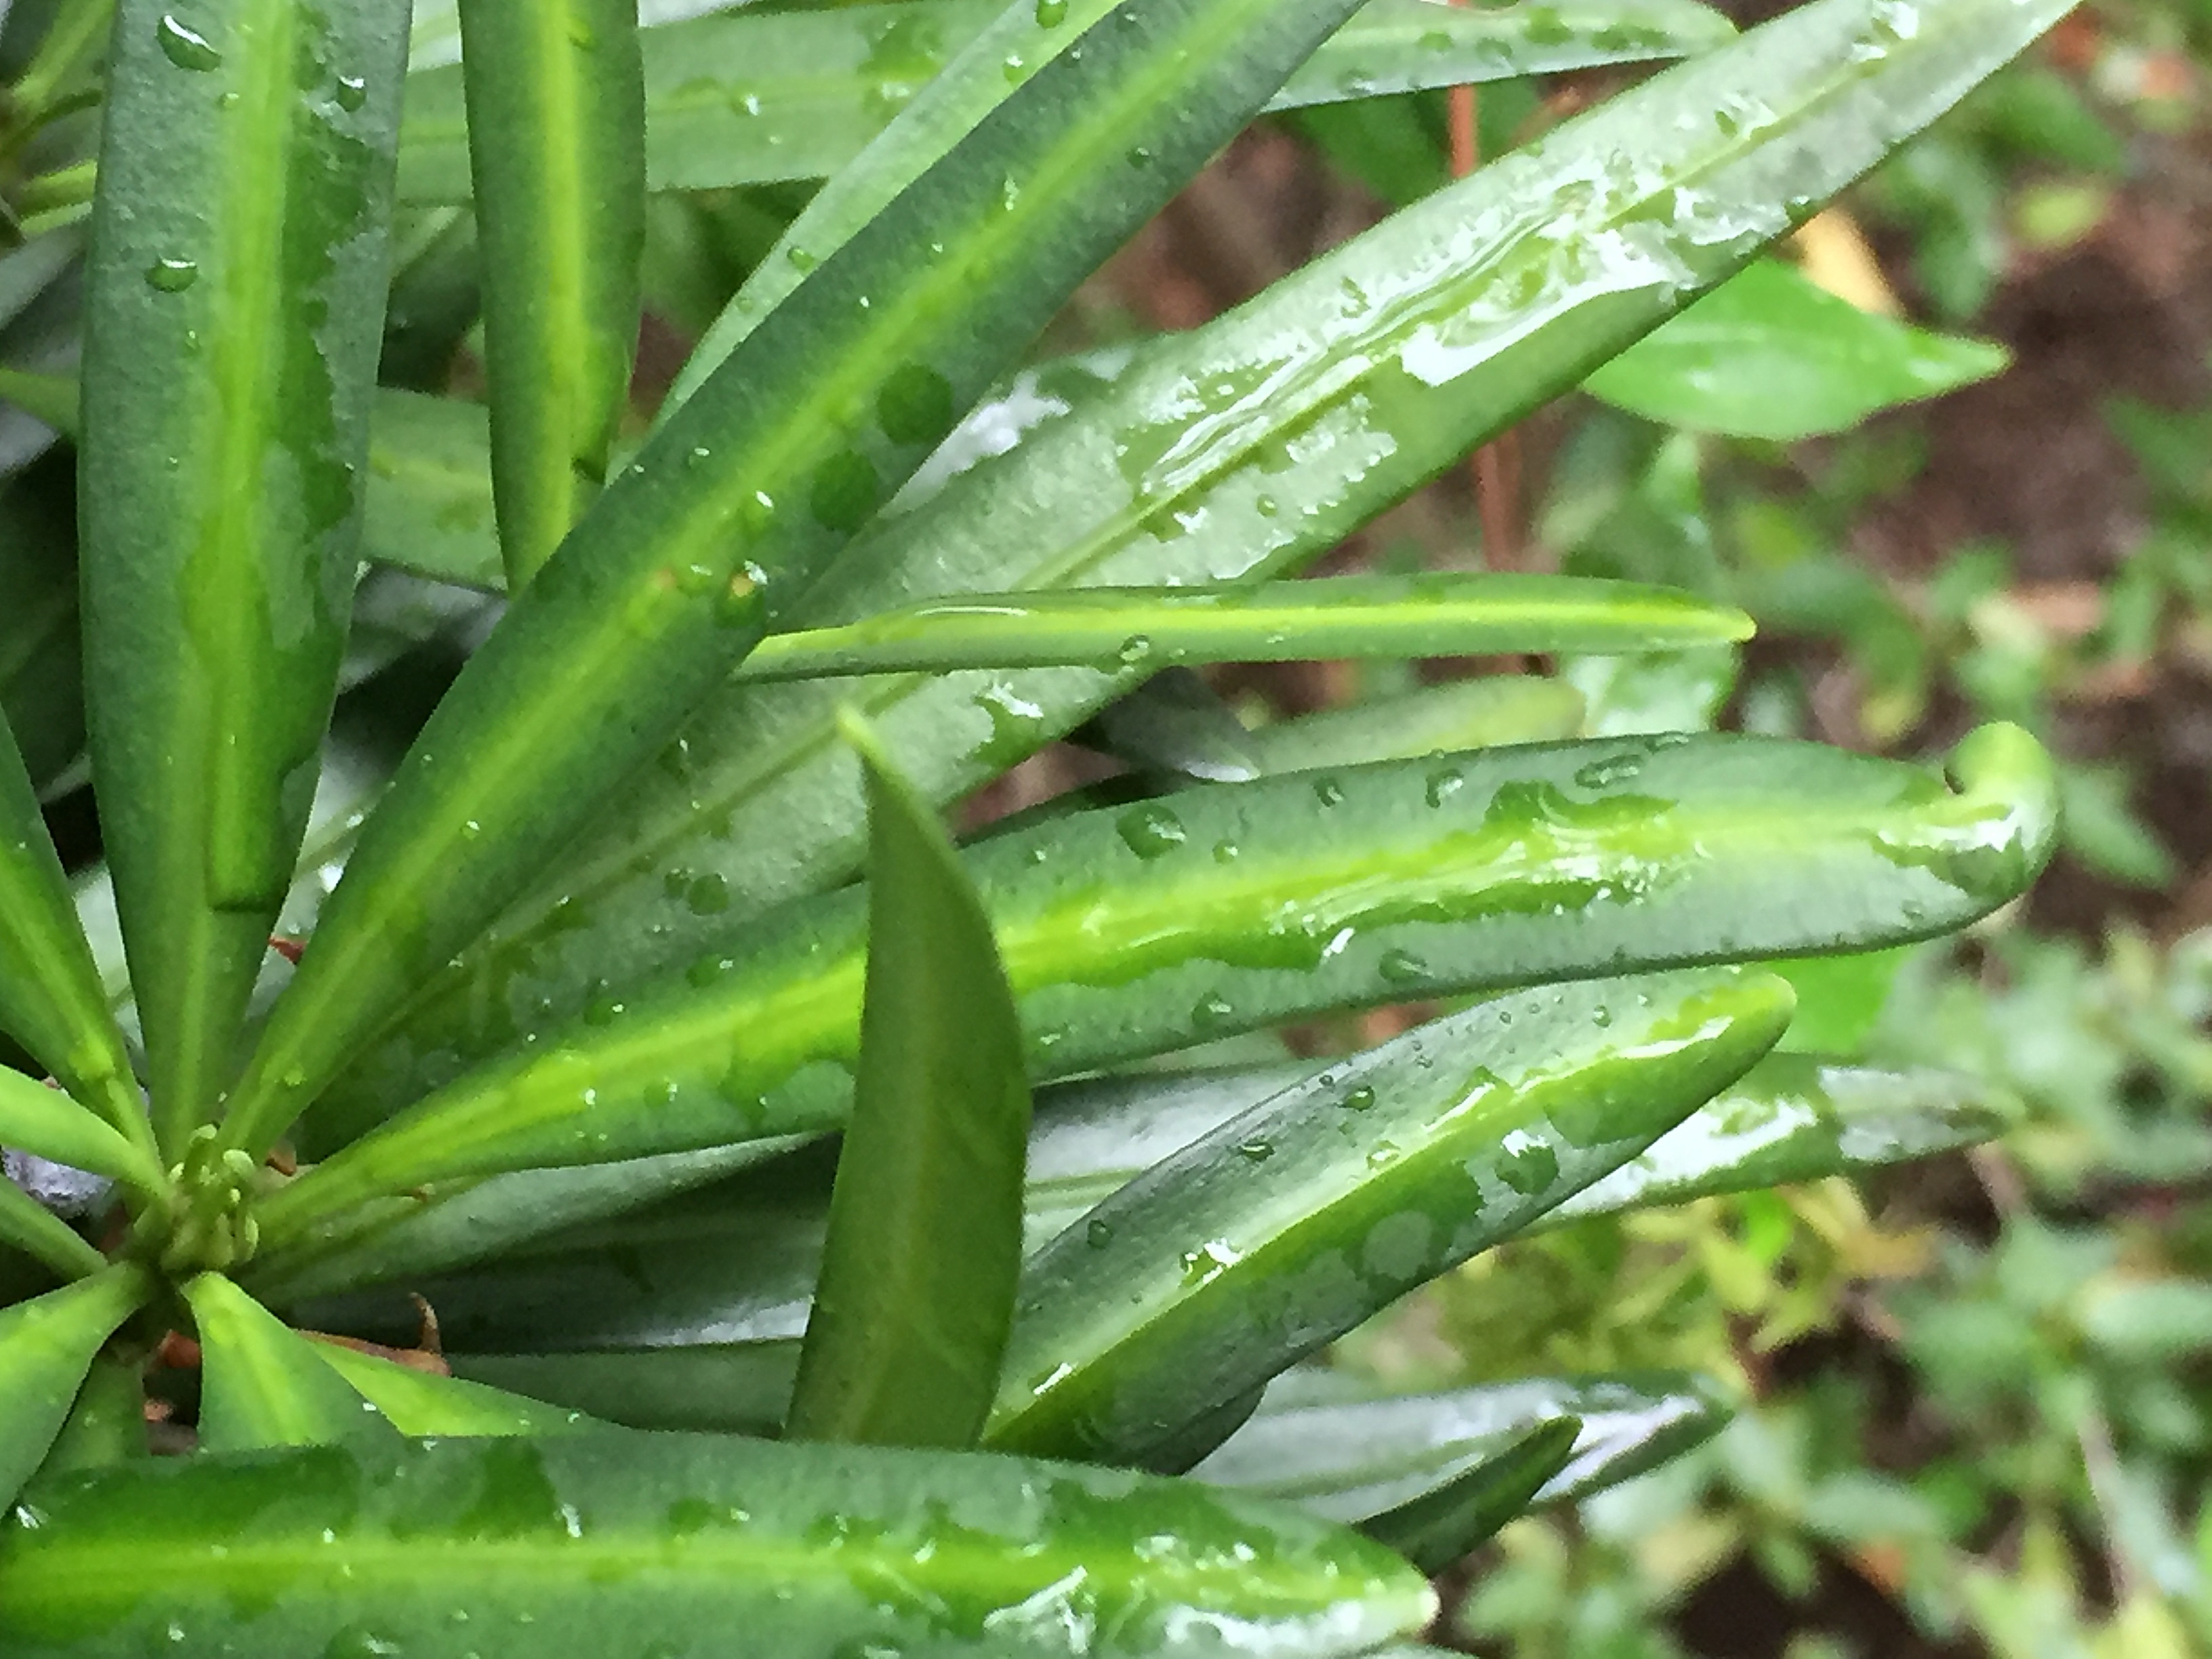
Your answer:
157,14 -> 221,70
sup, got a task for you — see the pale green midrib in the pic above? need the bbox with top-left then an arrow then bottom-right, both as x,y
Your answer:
230,0 -> 1342,1136
531,0 -> 1944,913
150,0 -> 301,1151
0,1531 -> 1390,1622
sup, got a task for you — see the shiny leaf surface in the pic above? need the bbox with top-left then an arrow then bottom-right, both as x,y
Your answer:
737,576 -> 1752,682
786,719 -> 1032,1448
0,1431 -> 1436,1658
354,0 -> 2078,1093
221,0 -> 1391,1166
983,968 -> 1793,1465
266,724 -> 2055,1231
457,0 -> 644,588
182,1273 -> 398,1454
81,0 -> 411,1153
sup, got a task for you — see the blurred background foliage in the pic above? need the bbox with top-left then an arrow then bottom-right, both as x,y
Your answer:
889,0 -> 2212,1650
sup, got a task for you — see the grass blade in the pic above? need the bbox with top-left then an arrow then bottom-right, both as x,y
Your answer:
784,717 -> 1031,1448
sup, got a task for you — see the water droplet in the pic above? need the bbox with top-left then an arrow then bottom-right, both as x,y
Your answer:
1592,1006 -> 1612,1027
877,363 -> 956,447
1341,1084 -> 1376,1111
334,74 -> 367,112
1234,1138 -> 1273,1162
146,256 -> 198,293
1002,52 -> 1027,83
685,873 -> 731,916
1211,839 -> 1240,864
1126,145 -> 1153,169
1312,777 -> 1345,807
1366,1141 -> 1400,1168
1115,634 -> 1153,666
1496,1134 -> 1561,1197
1116,803 -> 1187,859
1191,991 -> 1234,1029
1574,752 -> 1646,790
1035,0 -> 1069,22
1254,495 -> 1279,518
1085,1218 -> 1113,1248
787,246 -> 819,272
1426,766 -> 1464,807
157,14 -> 221,70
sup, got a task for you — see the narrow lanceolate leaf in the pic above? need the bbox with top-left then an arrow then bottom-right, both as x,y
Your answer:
738,576 -> 1752,683
262,723 -> 2056,1241
0,1177 -> 107,1282
180,1273 -> 396,1454
0,1069 -> 162,1198
1536,1051 -> 2007,1230
401,0 -> 1734,209
786,719 -> 1032,1448
0,1265 -> 148,1511
0,1433 -> 1437,1659
0,714 -> 144,1150
1357,1416 -> 1582,1572
457,0 -> 644,589
363,388 -> 504,590
220,0 -> 1408,1166
1246,677 -> 1589,775
81,0 -> 411,1153
1192,1371 -> 1736,1517
350,0 -> 2083,1099
307,1340 -> 592,1437
36,1355 -> 148,1478
1584,258 -> 2009,441
984,969 -> 1793,1467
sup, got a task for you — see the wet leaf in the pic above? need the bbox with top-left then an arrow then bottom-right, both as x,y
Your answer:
0,1431 -> 1435,1658
785,718 -> 1031,1448
1358,1416 -> 1581,1572
181,1273 -> 398,1454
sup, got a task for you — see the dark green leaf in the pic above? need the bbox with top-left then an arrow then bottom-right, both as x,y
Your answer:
306,1340 -> 594,1437
785,717 -> 1032,1448
1245,676 -> 1587,775
34,1354 -> 147,1479
0,1431 -> 1436,1658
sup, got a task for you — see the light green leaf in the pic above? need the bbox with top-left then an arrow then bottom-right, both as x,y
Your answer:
785,717 -> 1032,1448
344,0 -> 2077,1101
457,0 -> 644,588
181,1273 -> 398,1454
0,1069 -> 161,1198
306,1340 -> 594,1437
35,1354 -> 148,1479
1584,258 -> 2009,441
0,1265 -> 148,1511
0,1432 -> 1436,1658
222,0 -> 1398,1165
0,1178 -> 108,1283
79,0 -> 413,1153
1245,676 -> 1588,775
985,968 -> 1792,1465
738,576 -> 1752,682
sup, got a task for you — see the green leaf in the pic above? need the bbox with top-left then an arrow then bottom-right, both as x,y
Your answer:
348,0 -> 2077,1097
180,1273 -> 398,1454
739,576 -> 1753,682
363,389 -> 504,591
453,1345 -> 802,1438
0,474 -> 89,797
983,968 -> 1792,1466
0,713 -> 145,1151
1766,945 -> 1909,1054
1538,1051 -> 2008,1230
785,716 -> 1032,1448
0,1178 -> 107,1283
0,1431 -> 1437,1658
1193,1370 -> 1734,1513
457,0 -> 644,588
1357,1415 -> 1580,1572
306,1340 -> 594,1437
262,724 -> 2055,1235
1245,676 -> 1588,774
0,1068 -> 162,1198
220,0 -> 1397,1164
79,0 -> 412,1154
1584,259 -> 2009,441
398,0 -> 1733,208
35,1354 -> 147,1479
0,1265 -> 148,1511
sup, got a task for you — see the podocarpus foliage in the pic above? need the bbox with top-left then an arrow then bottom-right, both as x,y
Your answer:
0,0 -> 2068,1652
